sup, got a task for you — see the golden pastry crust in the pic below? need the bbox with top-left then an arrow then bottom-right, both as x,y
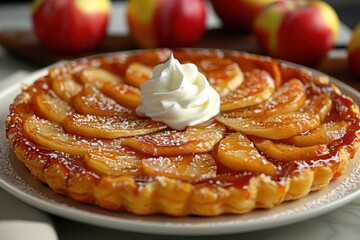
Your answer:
5,49 -> 360,216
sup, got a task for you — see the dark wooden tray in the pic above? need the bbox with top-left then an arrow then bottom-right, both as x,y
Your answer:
1,29 -> 358,91
0,29 -> 258,67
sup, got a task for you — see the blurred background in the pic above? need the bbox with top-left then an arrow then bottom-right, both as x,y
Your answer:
0,0 -> 360,78
0,0 -> 359,28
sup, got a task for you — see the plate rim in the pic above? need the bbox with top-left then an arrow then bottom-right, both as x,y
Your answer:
1,51 -> 360,236
1,176 -> 360,236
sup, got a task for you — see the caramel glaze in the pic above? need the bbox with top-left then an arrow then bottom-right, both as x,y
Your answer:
6,49 -> 360,197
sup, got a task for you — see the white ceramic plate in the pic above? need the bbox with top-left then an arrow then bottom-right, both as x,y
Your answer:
1,62 -> 360,236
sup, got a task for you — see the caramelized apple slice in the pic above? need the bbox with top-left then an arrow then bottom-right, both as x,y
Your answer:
101,82 -> 141,110
84,149 -> 142,176
23,115 -> 91,156
198,58 -> 244,96
61,114 -> 167,139
125,62 -> 152,88
49,67 -> 82,101
228,52 -> 282,88
220,70 -> 275,111
301,93 -> 332,122
252,137 -> 329,161
122,123 -> 226,155
217,133 -> 277,176
33,91 -> 72,122
142,154 -> 216,181
284,121 -> 347,147
72,87 -> 132,117
223,79 -> 306,118
79,67 -> 123,88
217,112 -> 320,139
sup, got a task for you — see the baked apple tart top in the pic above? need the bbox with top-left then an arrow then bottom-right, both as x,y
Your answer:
5,49 -> 360,216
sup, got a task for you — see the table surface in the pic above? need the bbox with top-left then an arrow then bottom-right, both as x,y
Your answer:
1,2 -> 360,240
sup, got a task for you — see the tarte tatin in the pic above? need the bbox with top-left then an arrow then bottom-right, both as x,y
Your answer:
6,49 -> 360,216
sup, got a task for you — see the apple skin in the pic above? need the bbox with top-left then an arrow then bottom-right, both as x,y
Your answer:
348,24 -> 360,78
254,1 -> 339,66
210,0 -> 281,32
32,0 -> 111,53
127,0 -> 207,48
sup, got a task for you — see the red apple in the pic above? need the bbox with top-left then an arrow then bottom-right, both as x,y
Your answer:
348,24 -> 360,78
210,0 -> 281,32
32,0 -> 111,53
127,0 -> 207,48
254,0 -> 339,66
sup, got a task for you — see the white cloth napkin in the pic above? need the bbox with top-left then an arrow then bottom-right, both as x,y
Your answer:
0,189 -> 58,240
0,71 -> 58,240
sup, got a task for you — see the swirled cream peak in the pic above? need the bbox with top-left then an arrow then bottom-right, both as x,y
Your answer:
136,55 -> 220,130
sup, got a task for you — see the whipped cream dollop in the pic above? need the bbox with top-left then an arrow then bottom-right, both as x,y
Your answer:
136,55 -> 220,130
